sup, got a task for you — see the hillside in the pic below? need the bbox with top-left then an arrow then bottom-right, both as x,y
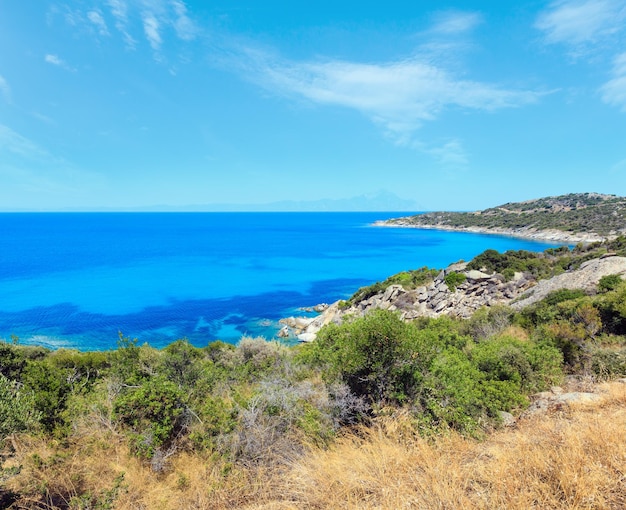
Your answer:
287,235 -> 626,342
2,200 -> 626,509
379,193 -> 626,242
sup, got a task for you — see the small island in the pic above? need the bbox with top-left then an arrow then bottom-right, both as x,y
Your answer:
375,192 -> 626,244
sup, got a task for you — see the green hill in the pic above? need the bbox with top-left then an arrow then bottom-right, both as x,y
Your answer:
382,193 -> 626,239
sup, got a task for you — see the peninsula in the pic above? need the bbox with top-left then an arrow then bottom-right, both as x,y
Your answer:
375,192 -> 626,243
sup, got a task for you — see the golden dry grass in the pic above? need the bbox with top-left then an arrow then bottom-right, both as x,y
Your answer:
4,381 -> 626,509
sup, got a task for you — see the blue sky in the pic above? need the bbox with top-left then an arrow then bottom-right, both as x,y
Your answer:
1,0 -> 625,211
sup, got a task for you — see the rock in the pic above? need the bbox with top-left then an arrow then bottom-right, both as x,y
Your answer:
498,411 -> 516,427
280,254 -> 626,344
297,333 -> 317,343
553,392 -> 601,404
279,317 -> 297,328
465,269 -> 492,281
523,391 -> 601,417
294,317 -> 314,330
511,256 -> 626,310
277,326 -> 290,338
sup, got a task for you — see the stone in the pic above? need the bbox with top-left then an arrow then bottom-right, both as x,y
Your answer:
498,411 -> 516,427
294,317 -> 314,330
297,333 -> 317,343
465,269 -> 492,281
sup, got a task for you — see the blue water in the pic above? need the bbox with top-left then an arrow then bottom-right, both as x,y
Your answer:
0,213 -> 563,350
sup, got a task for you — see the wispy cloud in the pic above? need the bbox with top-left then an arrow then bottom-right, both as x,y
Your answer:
171,0 -> 197,41
142,13 -> 162,51
44,54 -> 75,71
0,124 -> 105,200
429,11 -> 483,36
59,0 -> 200,58
0,124 -> 50,159
236,47 -> 542,148
536,0 -> 626,52
107,0 -> 136,47
420,139 -> 470,169
0,75 -> 11,103
600,52 -> 626,110
88,9 -> 110,36
536,1 -> 626,113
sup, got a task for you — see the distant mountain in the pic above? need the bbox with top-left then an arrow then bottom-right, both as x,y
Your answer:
134,190 -> 422,212
380,193 -> 626,241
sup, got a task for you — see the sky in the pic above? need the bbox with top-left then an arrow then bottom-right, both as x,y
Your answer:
1,0 -> 625,211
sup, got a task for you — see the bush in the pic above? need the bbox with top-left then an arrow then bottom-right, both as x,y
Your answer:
422,347 -> 524,435
114,377 -> 189,468
471,336 -> 563,393
0,374 -> 40,440
161,339 -> 202,388
598,274 -> 623,293
444,271 -> 466,291
589,348 -> 626,379
308,310 -> 422,405
21,361 -> 71,433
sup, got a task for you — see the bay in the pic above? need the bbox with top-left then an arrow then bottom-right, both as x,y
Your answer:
0,212 -> 562,350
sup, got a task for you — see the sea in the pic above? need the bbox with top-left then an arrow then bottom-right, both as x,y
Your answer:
0,212 -> 564,351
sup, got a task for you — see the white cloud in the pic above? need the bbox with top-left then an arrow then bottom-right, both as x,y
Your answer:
421,140 -> 470,168
430,11 -> 483,36
0,124 -> 49,159
537,1 -> 626,113
142,13 -> 162,51
238,49 -> 542,145
600,52 -> 626,110
88,10 -> 110,36
0,75 -> 11,103
171,0 -> 197,41
44,54 -> 76,71
107,0 -> 136,47
536,0 -> 626,48
55,1 -> 198,60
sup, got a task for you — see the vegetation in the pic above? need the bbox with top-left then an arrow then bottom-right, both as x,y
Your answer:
385,192 -> 626,238
345,266 -> 439,305
1,239 -> 626,508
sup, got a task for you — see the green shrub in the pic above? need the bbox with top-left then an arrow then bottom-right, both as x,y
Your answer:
347,267 -> 439,305
308,310 -> 422,405
21,361 -> 71,433
422,347 -> 524,435
471,336 -> 563,393
114,377 -> 189,467
444,271 -> 467,291
598,274 -> 623,293
161,339 -> 202,388
0,374 -> 40,440
589,347 -> 626,379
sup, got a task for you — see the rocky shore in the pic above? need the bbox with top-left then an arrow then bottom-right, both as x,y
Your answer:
281,255 -> 626,342
372,220 -> 609,244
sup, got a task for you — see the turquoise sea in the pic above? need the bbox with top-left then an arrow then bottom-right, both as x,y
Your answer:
0,212 -> 563,350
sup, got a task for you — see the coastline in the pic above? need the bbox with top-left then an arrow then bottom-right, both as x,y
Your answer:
371,220 -> 609,245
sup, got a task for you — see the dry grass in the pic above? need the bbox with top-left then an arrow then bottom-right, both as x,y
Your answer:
4,382 -> 626,509
272,381 -> 626,510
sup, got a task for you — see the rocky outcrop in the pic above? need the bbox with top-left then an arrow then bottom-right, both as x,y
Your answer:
285,255 -> 626,342
511,256 -> 626,309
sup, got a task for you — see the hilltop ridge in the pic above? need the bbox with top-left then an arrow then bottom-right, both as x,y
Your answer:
378,193 -> 626,242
